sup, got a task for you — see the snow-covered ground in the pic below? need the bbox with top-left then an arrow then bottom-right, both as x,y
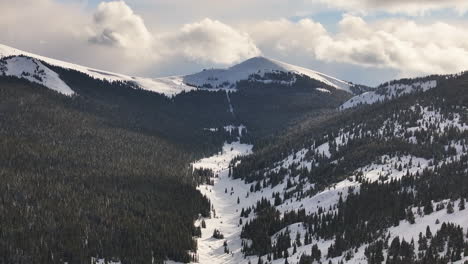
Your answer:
183,134 -> 445,264
185,101 -> 468,264
187,150 -> 468,264
340,80 -> 437,110
191,141 -> 254,264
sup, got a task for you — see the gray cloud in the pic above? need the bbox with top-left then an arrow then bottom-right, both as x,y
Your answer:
312,0 -> 468,15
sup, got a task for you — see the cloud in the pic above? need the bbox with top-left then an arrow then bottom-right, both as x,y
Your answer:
246,15 -> 468,77
88,1 -> 152,49
312,0 -> 468,15
0,0 -> 261,75
169,18 -> 260,65
246,19 -> 327,55
85,2 -> 260,66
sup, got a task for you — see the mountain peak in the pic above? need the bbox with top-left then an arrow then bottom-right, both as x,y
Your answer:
183,56 -> 352,92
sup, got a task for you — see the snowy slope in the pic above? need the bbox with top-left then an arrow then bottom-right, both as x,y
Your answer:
184,97 -> 468,264
183,56 -> 352,93
0,43 -> 197,96
340,80 -> 437,110
0,56 -> 74,95
0,44 -> 352,97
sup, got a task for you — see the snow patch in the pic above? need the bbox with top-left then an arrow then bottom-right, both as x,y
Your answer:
340,80 -> 437,110
0,56 -> 74,96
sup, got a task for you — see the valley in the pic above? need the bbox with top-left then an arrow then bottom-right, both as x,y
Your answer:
0,43 -> 467,264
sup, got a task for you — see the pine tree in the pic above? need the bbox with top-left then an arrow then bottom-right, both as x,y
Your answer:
423,200 -> 434,215
459,198 -> 465,211
406,208 -> 415,224
257,256 -> 263,264
447,201 -> 454,214
295,232 -> 302,247
311,244 -> 321,261
426,226 -> 432,239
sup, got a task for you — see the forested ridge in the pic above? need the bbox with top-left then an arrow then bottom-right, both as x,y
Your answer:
230,72 -> 468,264
0,76 -> 217,263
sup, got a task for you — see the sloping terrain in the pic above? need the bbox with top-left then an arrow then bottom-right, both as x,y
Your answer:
0,77 -> 212,263
190,72 -> 468,264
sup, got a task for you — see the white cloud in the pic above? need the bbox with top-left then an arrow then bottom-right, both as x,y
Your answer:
89,1 -> 152,49
313,0 -> 468,15
169,18 -> 260,65
246,15 -> 468,77
246,19 -> 327,55
0,0 -> 261,74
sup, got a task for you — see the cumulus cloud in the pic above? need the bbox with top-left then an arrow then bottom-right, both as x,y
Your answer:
313,0 -> 468,15
87,3 -> 260,66
0,0 -> 261,74
169,18 -> 260,65
247,19 -> 327,55
88,1 -> 152,49
246,15 -> 468,77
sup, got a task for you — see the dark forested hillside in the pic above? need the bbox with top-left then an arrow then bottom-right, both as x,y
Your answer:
47,65 -> 239,156
230,73 -> 352,141
0,77 -> 216,264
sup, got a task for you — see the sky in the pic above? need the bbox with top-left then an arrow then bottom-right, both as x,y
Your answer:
1,0 -> 468,86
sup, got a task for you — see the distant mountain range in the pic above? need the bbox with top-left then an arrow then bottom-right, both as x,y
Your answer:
0,43 -> 352,97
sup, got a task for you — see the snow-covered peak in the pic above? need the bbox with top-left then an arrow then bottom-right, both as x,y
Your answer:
0,56 -> 74,96
340,79 -> 437,110
183,56 -> 352,93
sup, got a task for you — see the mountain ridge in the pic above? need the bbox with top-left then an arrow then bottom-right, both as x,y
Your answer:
0,43 -> 353,97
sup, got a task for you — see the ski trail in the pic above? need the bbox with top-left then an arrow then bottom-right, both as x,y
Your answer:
226,91 -> 235,118
192,141 -> 253,264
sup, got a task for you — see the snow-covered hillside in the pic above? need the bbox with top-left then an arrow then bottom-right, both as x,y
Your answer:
0,56 -> 74,96
0,44 -> 199,96
185,91 -> 468,264
0,44 -> 352,97
184,56 -> 352,93
340,80 -> 437,110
